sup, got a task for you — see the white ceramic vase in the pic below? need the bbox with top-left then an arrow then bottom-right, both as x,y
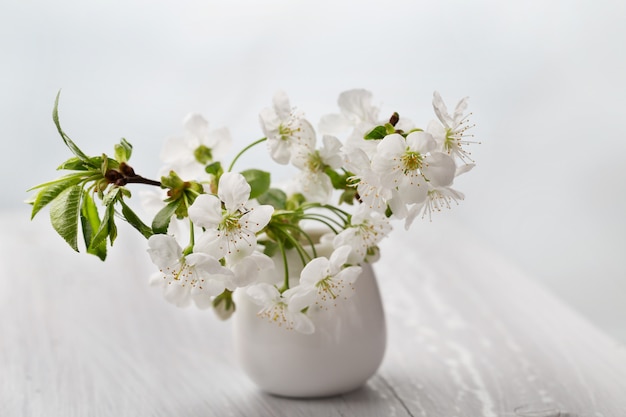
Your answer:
232,240 -> 387,398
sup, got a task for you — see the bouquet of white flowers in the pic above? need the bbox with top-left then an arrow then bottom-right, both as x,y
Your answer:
28,89 -> 477,334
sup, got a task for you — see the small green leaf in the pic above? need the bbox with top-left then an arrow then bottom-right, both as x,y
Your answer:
107,204 -> 118,245
324,167 -> 352,190
205,161 -> 223,176
114,138 -> 133,162
161,171 -> 185,190
339,188 -> 357,205
58,157 -> 95,171
384,122 -> 396,135
241,169 -> 271,199
152,200 -> 181,234
120,199 -> 153,239
81,192 -> 107,260
89,204 -> 111,251
364,125 -> 387,140
49,185 -> 83,251
30,176 -> 83,219
102,187 -> 120,206
256,188 -> 287,210
53,91 -> 94,166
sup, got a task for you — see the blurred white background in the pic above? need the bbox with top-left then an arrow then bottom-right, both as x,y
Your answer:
2,0 -> 625,341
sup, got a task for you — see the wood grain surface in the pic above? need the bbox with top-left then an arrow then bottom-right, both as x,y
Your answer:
1,213 -> 625,417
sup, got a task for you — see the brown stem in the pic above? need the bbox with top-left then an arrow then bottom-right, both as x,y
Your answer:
124,175 -> 162,187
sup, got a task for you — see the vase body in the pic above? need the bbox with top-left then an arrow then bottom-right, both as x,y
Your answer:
233,241 -> 386,398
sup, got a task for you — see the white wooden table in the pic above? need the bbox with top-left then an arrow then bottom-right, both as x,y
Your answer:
2,212 -> 625,417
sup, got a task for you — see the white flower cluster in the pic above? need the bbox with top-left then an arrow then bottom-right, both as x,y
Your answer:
145,89 -> 476,333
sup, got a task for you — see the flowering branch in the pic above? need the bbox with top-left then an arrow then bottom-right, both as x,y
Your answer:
28,88 -> 479,332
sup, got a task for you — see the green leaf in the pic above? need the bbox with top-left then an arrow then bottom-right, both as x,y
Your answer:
152,200 -> 181,234
364,125 -> 387,140
49,185 -> 83,251
102,187 -> 120,206
81,192 -> 107,260
120,199 -> 153,239
114,138 -> 133,162
53,91 -> 95,166
89,205 -> 111,251
107,203 -> 118,245
241,169 -> 271,199
256,188 -> 287,210
58,156 -> 96,171
161,171 -> 185,190
324,167 -> 353,190
205,161 -> 223,176
30,175 -> 83,219
338,188 -> 357,205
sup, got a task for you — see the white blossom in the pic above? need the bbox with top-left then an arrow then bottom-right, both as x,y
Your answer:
188,172 -> 274,259
259,91 -> 316,165
429,91 -> 476,163
160,113 -> 231,179
341,146 -> 390,212
246,283 -> 314,334
404,185 -> 465,229
290,135 -> 343,203
372,132 -> 456,206
288,246 -> 362,311
319,89 -> 381,157
334,206 -> 392,263
319,89 -> 379,132
225,251 -> 275,289
146,234 -> 232,308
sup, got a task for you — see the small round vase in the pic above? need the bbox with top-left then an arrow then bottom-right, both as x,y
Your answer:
232,242 -> 386,398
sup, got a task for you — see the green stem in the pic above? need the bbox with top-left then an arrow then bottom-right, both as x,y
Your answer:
277,238 -> 290,292
301,215 -> 340,235
301,202 -> 350,224
297,228 -> 318,258
278,225 -> 313,264
182,197 -> 195,256
227,137 -> 267,172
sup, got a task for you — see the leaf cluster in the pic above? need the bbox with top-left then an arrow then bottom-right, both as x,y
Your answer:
28,92 -> 153,260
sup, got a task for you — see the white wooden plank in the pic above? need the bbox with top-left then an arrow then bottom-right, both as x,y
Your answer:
1,213 -> 625,416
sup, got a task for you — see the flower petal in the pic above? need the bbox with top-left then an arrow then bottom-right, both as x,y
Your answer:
318,113 -> 352,134
246,283 -> 280,306
291,311 -> 315,334
218,172 -> 250,212
188,194 -> 223,228
284,286 -> 316,312
406,131 -> 436,154
184,113 -> 209,138
337,89 -> 378,123
329,245 -> 352,272
205,126 -> 232,157
423,152 -> 456,187
299,257 -> 330,287
433,91 -> 453,127
147,234 -> 182,269
272,90 -> 292,121
240,205 -> 274,233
